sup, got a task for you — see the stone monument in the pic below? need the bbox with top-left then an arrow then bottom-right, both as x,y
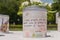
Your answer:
23,5 -> 47,37
0,15 -> 9,33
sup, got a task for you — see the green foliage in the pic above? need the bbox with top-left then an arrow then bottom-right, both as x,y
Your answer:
0,0 -> 57,24
51,0 -> 60,24
47,24 -> 57,30
53,0 -> 58,3
0,0 -> 23,24
52,3 -> 60,11
10,24 -> 22,28
47,11 -> 56,24
46,4 -> 52,11
9,24 -> 57,31
18,1 -> 56,24
10,25 -> 22,31
0,0 -> 19,15
52,0 -> 60,11
31,2 -> 41,5
17,1 -> 46,15
47,12 -> 54,22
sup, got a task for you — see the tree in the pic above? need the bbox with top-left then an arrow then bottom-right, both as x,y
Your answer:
0,0 -> 19,15
52,0 -> 60,12
51,0 -> 60,24
46,3 -> 57,24
0,0 -> 23,24
47,11 -> 56,24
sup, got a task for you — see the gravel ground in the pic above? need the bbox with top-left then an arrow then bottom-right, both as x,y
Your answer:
0,31 -> 60,40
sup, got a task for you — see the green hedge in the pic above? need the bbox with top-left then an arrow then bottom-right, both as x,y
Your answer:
47,24 -> 57,30
9,24 -> 57,31
9,25 -> 22,31
9,25 -> 22,28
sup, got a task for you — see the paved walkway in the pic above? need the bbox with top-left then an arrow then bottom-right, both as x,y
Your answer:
0,31 -> 60,40
0,31 -> 23,40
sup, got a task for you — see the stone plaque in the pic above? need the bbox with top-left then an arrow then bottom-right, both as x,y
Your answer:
0,15 -> 9,33
23,5 -> 47,37
57,17 -> 60,31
